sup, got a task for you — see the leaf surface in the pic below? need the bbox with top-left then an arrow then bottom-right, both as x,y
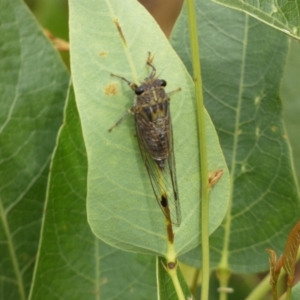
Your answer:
171,0 -> 300,272
281,40 -> 300,185
0,0 -> 69,298
29,86 -> 157,300
213,0 -> 300,40
291,282 -> 300,299
69,0 -> 230,257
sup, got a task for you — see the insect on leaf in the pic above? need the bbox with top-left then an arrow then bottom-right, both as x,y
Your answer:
112,56 -> 181,226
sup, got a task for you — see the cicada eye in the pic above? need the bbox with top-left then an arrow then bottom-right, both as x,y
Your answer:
135,86 -> 145,95
159,79 -> 167,87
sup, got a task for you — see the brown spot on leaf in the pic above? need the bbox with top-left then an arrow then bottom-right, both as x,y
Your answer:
114,19 -> 127,46
99,51 -> 107,57
105,83 -> 118,96
209,169 -> 224,188
167,261 -> 176,269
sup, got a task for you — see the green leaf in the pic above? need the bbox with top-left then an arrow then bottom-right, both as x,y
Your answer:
69,0 -> 230,257
171,0 -> 300,272
281,40 -> 300,185
213,0 -> 300,40
0,0 -> 69,299
29,85 -> 157,300
291,282 -> 300,300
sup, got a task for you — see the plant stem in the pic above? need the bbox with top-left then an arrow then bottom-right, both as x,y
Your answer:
285,286 -> 292,300
191,268 -> 200,296
218,267 -> 230,300
164,222 -> 186,299
168,266 -> 186,300
185,0 -> 210,299
245,272 -> 272,300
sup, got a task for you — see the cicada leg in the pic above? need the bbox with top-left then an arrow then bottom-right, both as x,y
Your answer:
108,73 -> 137,132
167,88 -> 181,96
146,52 -> 156,77
108,109 -> 132,132
111,73 -> 138,91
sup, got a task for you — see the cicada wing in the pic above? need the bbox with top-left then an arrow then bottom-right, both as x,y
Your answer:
166,130 -> 181,226
135,112 -> 181,226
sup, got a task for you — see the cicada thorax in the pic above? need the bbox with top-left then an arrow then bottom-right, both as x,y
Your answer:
134,78 -> 171,171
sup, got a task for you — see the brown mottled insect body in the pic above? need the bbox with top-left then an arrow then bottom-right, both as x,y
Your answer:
135,99 -> 170,170
110,56 -> 181,226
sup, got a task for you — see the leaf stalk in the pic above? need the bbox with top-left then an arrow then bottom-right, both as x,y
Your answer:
167,264 -> 186,300
185,0 -> 210,299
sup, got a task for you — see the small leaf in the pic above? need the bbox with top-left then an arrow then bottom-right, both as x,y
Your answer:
266,249 -> 283,286
266,249 -> 283,300
266,220 -> 300,300
282,220 -> 300,287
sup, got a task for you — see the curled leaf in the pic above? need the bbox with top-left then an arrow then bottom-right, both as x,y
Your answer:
266,249 -> 283,286
266,249 -> 283,300
208,169 -> 224,189
282,220 -> 300,286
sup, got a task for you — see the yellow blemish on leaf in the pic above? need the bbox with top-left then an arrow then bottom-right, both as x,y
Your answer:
208,169 -> 223,188
113,18 -> 127,46
99,51 -> 107,57
256,127 -> 260,137
255,91 -> 266,105
292,27 -> 298,34
254,96 -> 261,105
271,4 -> 278,13
104,82 -> 118,96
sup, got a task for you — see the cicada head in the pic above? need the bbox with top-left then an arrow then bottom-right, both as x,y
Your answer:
134,77 -> 168,105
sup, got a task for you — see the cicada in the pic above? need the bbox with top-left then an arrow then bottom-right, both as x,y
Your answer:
109,55 -> 181,226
